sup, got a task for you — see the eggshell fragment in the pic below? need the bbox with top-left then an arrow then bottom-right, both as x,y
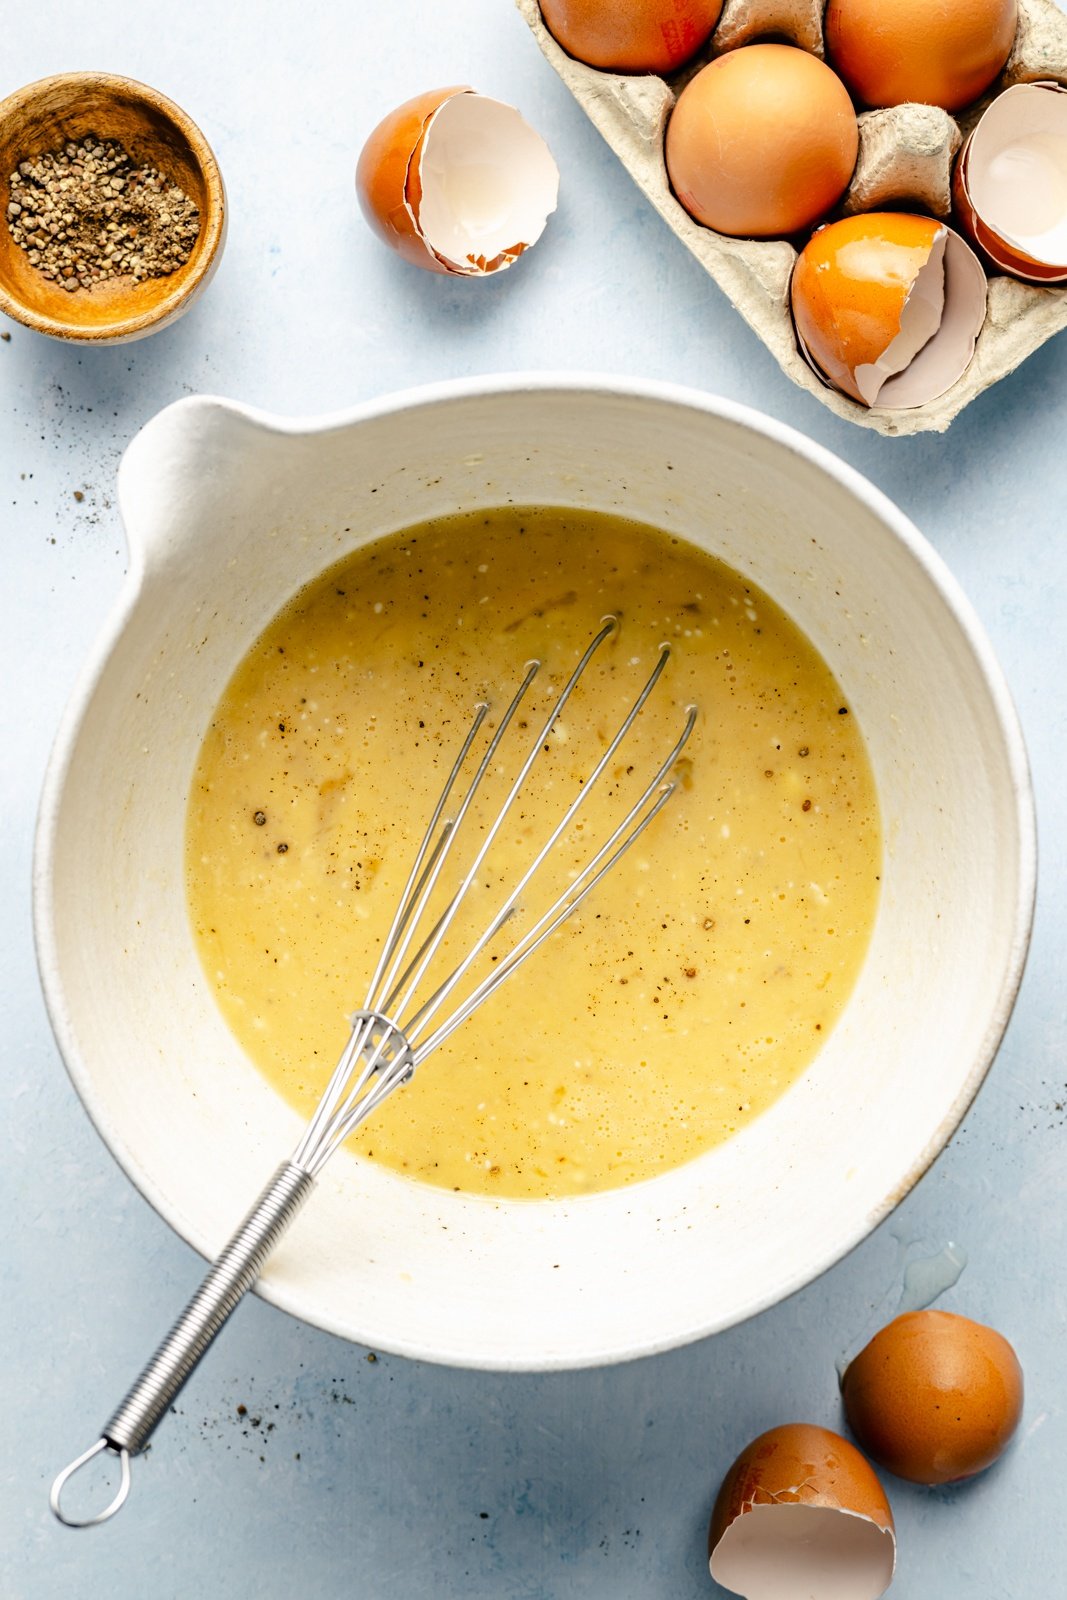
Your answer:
791,213 -> 987,408
356,89 -> 559,276
709,1424 -> 895,1600
954,82 -> 1067,282
842,1311 -> 1024,1486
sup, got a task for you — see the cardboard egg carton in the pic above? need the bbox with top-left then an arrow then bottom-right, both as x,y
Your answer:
516,0 -> 1067,435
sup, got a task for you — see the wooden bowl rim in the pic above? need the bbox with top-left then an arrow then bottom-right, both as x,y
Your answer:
0,70 -> 225,342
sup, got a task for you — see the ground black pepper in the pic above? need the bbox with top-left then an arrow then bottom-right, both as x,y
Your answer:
6,136 -> 199,291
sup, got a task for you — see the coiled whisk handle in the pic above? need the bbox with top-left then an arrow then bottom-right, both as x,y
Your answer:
50,1160 -> 315,1527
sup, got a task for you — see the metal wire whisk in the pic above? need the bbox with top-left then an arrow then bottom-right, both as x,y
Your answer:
51,616 -> 697,1527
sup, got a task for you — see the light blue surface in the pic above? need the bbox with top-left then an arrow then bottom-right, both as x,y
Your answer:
2,4 -> 1064,1595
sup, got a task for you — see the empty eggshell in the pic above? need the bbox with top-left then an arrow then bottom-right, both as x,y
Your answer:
954,82 -> 1067,282
842,1311 -> 1025,1486
708,1423 -> 895,1600
356,89 -> 559,276
791,212 -> 987,408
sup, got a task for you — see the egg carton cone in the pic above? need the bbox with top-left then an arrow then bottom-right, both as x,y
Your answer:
516,0 -> 1067,435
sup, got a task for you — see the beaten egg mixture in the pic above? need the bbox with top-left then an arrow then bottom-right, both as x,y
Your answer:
186,507 -> 880,1199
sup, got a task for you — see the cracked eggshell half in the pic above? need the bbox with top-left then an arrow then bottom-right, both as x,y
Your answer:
356,89 -> 559,276
790,212 -> 987,408
708,1423 -> 896,1600
954,82 -> 1067,283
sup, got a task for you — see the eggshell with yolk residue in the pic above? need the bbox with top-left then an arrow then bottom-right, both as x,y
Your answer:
790,211 -> 987,408
708,1423 -> 895,1600
842,1310 -> 1024,1486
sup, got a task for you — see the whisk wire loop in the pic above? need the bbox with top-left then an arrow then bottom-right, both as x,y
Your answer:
289,620 -> 696,1182
378,616 -> 617,1031
363,699 -> 492,1013
404,639 -> 684,1050
419,703 -> 698,1060
375,659 -> 540,1025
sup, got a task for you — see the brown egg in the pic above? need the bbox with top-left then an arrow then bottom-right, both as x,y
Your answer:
665,46 -> 858,239
825,0 -> 1018,112
709,1423 -> 895,1599
842,1310 -> 1024,1485
539,0 -> 723,75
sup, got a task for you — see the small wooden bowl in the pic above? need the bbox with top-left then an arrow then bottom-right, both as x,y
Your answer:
0,72 -> 225,343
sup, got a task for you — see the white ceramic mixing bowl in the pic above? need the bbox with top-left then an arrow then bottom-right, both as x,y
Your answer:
34,377 -> 1035,1369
